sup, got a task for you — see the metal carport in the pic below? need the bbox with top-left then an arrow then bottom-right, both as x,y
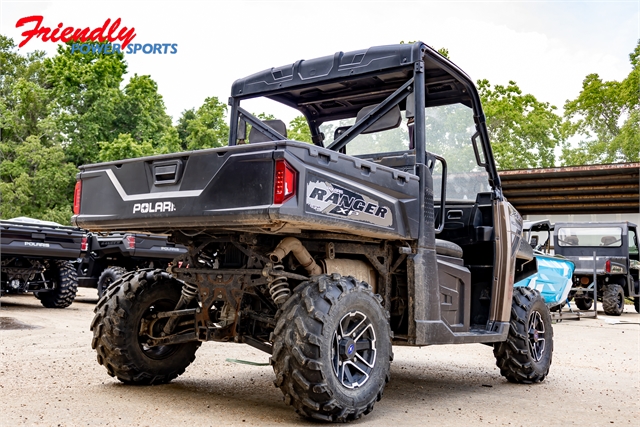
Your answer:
499,163 -> 640,216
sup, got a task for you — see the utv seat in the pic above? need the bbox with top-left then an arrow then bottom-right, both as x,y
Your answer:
601,236 -> 618,246
248,119 -> 287,143
565,235 -> 579,246
435,239 -> 463,258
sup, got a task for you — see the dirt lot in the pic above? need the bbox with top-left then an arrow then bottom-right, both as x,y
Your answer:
1,288 -> 639,426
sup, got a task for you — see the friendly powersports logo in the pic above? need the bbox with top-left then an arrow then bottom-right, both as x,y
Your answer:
15,16 -> 178,54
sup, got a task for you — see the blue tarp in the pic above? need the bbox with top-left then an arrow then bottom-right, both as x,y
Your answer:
514,255 -> 575,307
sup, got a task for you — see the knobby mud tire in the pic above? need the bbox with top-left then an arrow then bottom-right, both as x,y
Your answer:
494,287 -> 553,384
602,284 -> 625,316
270,274 -> 393,422
97,266 -> 128,299
40,260 -> 78,308
90,269 -> 200,385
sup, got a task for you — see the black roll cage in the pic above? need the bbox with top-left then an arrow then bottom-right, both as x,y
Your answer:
227,42 -> 501,196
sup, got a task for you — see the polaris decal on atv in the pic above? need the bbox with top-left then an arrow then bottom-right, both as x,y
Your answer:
24,242 -> 50,247
133,201 -> 176,214
306,181 -> 392,227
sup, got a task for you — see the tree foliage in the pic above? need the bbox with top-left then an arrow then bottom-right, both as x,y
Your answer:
115,74 -> 172,145
0,136 -> 76,223
478,79 -> 565,170
288,116 -> 313,143
44,41 -> 127,166
562,40 -> 639,164
185,97 -> 229,150
98,133 -> 154,163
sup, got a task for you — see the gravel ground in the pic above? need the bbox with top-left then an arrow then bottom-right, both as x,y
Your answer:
1,288 -> 639,426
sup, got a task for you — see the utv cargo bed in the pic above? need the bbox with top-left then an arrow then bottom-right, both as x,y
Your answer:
74,141 -> 419,240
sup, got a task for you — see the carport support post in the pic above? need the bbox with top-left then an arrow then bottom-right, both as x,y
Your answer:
593,251 -> 598,319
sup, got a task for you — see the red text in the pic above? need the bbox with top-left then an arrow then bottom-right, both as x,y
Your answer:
15,16 -> 137,48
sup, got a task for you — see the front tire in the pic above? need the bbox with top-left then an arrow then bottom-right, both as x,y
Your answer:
90,269 -> 200,385
39,261 -> 78,308
271,274 -> 392,422
602,284 -> 624,316
574,297 -> 593,311
494,287 -> 553,384
634,297 -> 639,314
97,266 -> 128,298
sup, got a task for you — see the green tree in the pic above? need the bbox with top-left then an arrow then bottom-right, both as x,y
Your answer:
288,116 -> 313,143
98,133 -> 154,162
0,36 -> 53,152
436,47 -> 450,59
155,126 -> 182,154
176,108 -> 196,148
562,40 -> 639,164
114,74 -> 172,148
0,136 -> 76,223
44,41 -> 127,166
478,79 -> 565,170
185,96 -> 229,150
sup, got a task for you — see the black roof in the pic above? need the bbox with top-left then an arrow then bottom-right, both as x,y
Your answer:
231,42 -> 477,123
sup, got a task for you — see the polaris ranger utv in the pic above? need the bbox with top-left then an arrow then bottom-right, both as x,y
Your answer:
74,42 -> 550,422
1,217 -> 81,308
77,232 -> 187,297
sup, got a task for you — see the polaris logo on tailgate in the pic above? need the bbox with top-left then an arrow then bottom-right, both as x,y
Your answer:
133,201 -> 176,214
24,242 -> 50,247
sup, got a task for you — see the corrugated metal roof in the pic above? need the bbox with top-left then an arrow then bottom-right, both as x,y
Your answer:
499,163 -> 640,215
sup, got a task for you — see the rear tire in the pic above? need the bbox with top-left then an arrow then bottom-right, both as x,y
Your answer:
574,297 -> 593,311
271,274 -> 392,422
602,284 -> 624,316
39,261 -> 78,308
635,297 -> 639,314
90,269 -> 200,385
494,287 -> 553,384
97,266 -> 128,298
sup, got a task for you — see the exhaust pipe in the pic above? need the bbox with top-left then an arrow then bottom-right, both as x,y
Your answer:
268,237 -> 377,292
268,237 -> 323,276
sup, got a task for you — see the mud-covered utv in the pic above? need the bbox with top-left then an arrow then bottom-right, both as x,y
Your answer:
74,42 -> 549,422
1,217 -> 81,308
554,222 -> 639,315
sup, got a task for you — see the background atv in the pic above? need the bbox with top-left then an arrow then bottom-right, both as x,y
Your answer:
77,232 -> 187,298
1,217 -> 81,308
74,42 -> 550,422
554,221 -> 639,315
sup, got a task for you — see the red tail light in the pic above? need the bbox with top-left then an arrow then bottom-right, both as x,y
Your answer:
81,236 -> 88,252
125,235 -> 136,250
605,259 -> 611,273
274,159 -> 296,204
73,181 -> 82,215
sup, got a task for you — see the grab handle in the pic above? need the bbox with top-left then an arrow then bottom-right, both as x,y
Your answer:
153,160 -> 183,185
